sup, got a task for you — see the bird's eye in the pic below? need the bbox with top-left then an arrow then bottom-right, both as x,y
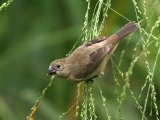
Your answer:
56,64 -> 61,69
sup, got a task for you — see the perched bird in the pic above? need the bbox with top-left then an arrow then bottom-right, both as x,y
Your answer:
48,21 -> 137,82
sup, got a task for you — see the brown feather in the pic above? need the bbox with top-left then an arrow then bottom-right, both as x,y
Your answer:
48,21 -> 137,82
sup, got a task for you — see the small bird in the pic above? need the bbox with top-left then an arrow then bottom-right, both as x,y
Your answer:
48,21 -> 137,82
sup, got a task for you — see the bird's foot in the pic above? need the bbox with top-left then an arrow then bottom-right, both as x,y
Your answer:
85,79 -> 94,84
85,75 -> 98,84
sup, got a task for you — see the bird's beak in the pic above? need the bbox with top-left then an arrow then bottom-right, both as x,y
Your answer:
48,66 -> 57,75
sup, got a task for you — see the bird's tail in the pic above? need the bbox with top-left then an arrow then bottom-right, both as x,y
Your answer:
106,21 -> 137,44
116,21 -> 137,40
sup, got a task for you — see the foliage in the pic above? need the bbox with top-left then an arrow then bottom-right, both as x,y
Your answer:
0,0 -> 160,120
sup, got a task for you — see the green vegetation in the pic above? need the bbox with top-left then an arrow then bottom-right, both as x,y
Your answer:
0,0 -> 160,120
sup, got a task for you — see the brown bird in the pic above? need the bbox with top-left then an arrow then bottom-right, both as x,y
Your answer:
48,21 -> 137,82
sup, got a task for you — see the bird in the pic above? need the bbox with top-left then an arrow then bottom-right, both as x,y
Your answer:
48,21 -> 137,82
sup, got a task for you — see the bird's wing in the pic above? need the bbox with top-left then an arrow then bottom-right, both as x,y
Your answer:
74,43 -> 114,80
84,36 -> 108,47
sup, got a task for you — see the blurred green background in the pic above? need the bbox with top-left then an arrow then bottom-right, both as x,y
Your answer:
0,0 -> 159,120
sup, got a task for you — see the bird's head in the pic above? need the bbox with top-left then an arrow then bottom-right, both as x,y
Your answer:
48,58 -> 69,78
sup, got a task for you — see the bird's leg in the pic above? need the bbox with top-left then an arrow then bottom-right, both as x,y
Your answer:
85,75 -> 98,84
85,79 -> 94,84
